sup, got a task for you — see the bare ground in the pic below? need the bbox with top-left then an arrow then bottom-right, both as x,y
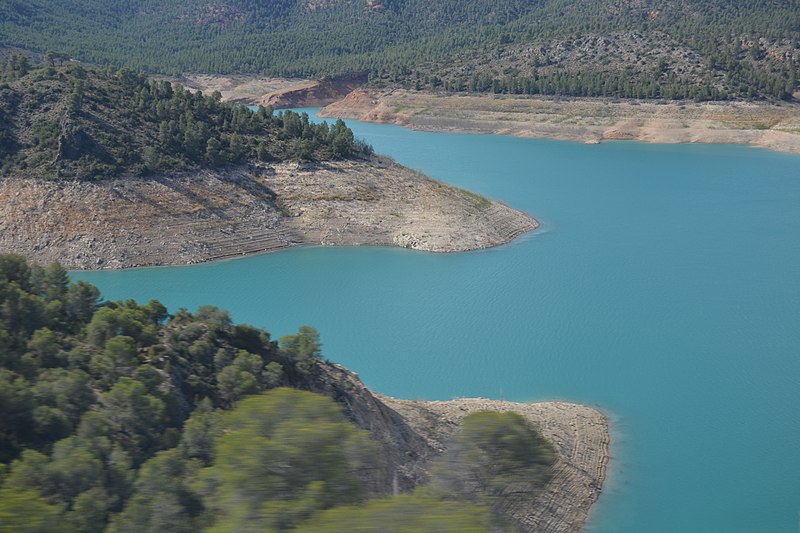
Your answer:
171,73 -> 362,109
0,158 -> 537,269
381,396 -> 609,533
319,89 -> 800,154
311,362 -> 610,533
168,74 -> 314,104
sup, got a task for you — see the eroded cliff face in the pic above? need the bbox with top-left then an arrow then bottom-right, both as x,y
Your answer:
262,73 -> 368,109
301,361 -> 610,533
299,363 -> 436,493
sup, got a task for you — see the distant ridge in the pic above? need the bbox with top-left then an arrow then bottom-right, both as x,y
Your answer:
0,0 -> 797,101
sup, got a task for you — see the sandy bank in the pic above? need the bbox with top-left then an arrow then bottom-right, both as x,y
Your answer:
0,158 -> 536,270
382,396 -> 609,533
319,89 -> 800,154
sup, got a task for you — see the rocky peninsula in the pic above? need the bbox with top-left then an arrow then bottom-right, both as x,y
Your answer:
0,63 -> 536,270
319,89 -> 800,154
385,398 -> 610,533
0,158 -> 537,270
308,362 -> 610,533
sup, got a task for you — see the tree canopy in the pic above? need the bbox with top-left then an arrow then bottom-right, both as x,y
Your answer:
0,61 -> 371,179
0,0 -> 797,100
0,254 -> 557,532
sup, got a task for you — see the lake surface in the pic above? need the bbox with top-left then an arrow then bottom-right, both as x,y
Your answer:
75,110 -> 800,532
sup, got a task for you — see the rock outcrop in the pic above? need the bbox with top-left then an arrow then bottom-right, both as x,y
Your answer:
262,72 -> 369,109
306,361 -> 610,533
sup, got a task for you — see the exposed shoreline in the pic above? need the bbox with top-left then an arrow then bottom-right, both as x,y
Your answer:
0,158 -> 537,270
318,89 -> 800,154
383,397 -> 610,533
311,362 -> 610,533
178,74 -> 800,154
169,73 -> 361,109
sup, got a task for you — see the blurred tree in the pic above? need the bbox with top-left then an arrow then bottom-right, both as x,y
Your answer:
293,493 -> 492,533
201,389 -> 379,532
0,487 -> 74,533
432,411 -> 556,500
107,449 -> 202,533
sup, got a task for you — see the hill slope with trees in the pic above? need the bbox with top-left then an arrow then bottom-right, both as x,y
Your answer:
0,58 -> 369,180
0,0 -> 798,100
0,55 -> 539,270
0,254 -> 568,532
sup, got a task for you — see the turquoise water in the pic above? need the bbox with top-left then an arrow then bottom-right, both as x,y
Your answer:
75,110 -> 800,532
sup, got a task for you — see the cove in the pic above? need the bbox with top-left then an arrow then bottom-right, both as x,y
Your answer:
74,109 -> 800,532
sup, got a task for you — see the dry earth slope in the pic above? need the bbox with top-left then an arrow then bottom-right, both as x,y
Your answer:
319,89 -> 800,154
0,158 -> 537,269
307,362 -> 610,533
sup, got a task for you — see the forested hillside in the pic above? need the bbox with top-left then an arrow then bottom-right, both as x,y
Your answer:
0,0 -> 798,100
0,254 -> 557,532
0,57 -> 370,180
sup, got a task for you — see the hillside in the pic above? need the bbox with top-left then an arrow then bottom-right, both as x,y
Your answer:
0,0 -> 798,101
0,58 -> 537,268
0,59 -> 370,180
0,255 -> 608,532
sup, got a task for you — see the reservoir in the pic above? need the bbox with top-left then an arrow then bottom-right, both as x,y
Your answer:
75,110 -> 800,532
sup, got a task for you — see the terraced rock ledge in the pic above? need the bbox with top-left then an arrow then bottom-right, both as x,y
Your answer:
308,363 -> 610,533
383,397 -> 609,533
0,158 -> 537,269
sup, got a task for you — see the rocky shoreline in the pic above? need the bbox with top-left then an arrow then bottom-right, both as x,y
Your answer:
319,89 -> 800,154
0,158 -> 537,270
178,74 -> 800,154
384,397 -> 610,533
309,362 -> 609,533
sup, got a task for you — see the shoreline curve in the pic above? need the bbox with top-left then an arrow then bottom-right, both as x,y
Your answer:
0,158 -> 537,270
317,89 -> 800,155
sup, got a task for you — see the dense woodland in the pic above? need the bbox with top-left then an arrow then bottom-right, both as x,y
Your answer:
0,0 -> 798,100
0,254 -> 557,532
0,59 -> 371,180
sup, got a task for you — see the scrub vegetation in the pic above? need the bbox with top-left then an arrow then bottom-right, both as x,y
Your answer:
0,254 -> 557,532
0,58 -> 371,180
